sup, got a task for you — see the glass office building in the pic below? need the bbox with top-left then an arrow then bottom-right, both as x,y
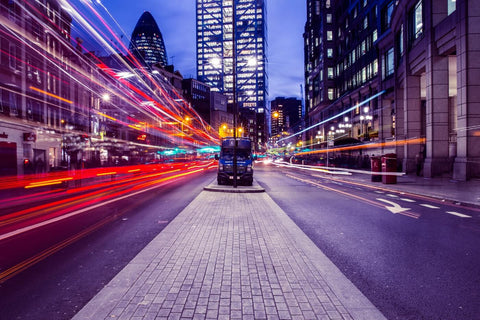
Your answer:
196,0 -> 268,114
129,11 -> 168,67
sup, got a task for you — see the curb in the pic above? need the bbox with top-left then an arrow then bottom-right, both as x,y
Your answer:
203,179 -> 265,193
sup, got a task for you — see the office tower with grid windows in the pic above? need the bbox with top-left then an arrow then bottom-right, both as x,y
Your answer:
196,0 -> 268,115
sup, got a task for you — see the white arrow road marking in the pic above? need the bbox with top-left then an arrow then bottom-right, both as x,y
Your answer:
420,204 -> 440,209
447,211 -> 472,218
401,198 -> 416,203
377,198 -> 412,214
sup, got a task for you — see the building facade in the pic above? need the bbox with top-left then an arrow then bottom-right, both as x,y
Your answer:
304,0 -> 479,180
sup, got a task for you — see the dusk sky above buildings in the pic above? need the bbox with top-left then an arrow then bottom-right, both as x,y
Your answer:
78,0 -> 306,102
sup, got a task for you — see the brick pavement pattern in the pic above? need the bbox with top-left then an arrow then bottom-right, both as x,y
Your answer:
73,189 -> 385,320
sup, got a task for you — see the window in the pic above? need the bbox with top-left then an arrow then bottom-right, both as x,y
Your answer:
447,0 -> 456,15
396,24 -> 404,59
327,30 -> 333,41
328,88 -> 334,100
327,48 -> 333,58
381,1 -> 394,32
328,67 -> 334,79
9,92 -> 18,116
364,16 -> 368,29
9,43 -> 17,69
413,1 -> 423,39
27,100 -> 33,120
326,13 -> 332,23
384,47 -> 394,78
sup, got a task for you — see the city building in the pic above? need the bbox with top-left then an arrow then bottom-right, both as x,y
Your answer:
182,78 -> 211,125
196,0 -> 268,151
303,0 -> 479,180
210,91 -> 233,138
0,0 -> 86,175
270,97 -> 303,140
129,11 -> 168,68
0,1 -> 216,176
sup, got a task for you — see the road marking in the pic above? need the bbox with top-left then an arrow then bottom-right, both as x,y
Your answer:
376,198 -> 411,214
374,190 -> 384,194
420,204 -> 440,209
447,211 -> 472,218
387,194 -> 399,198
400,198 -> 416,203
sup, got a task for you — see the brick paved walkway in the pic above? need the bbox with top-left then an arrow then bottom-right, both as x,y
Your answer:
73,187 -> 385,320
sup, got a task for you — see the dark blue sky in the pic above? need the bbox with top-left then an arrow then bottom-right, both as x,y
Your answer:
91,0 -> 306,101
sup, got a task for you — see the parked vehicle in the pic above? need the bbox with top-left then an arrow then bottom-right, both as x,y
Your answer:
216,137 -> 254,186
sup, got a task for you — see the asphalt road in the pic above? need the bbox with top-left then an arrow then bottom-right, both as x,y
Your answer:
2,163 -> 479,320
0,170 -> 216,320
255,163 -> 480,320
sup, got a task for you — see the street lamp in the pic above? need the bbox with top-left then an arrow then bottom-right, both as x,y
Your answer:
181,116 -> 191,146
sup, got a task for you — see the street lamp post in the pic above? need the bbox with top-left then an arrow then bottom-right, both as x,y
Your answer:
232,1 -> 238,188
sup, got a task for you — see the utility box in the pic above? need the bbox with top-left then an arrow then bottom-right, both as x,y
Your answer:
381,153 -> 397,184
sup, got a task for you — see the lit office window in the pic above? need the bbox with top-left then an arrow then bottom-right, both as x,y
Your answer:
328,88 -> 334,100
327,30 -> 333,41
328,67 -> 334,79
327,48 -> 333,58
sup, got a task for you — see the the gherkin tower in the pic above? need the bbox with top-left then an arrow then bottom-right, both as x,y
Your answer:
129,11 -> 168,67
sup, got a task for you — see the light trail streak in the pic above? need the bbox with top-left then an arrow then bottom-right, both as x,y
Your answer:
0,163 -> 214,228
0,162 -> 215,236
25,177 -> 74,189
278,90 -> 386,143
295,137 -> 426,157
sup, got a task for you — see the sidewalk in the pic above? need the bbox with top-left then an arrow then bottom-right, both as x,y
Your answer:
73,180 -> 386,320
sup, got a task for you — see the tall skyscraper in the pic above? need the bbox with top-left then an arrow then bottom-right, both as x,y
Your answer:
196,0 -> 268,114
129,11 -> 168,67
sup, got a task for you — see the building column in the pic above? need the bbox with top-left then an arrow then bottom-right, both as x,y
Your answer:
378,97 -> 393,141
453,0 -> 480,180
424,54 -> 450,177
400,75 -> 423,173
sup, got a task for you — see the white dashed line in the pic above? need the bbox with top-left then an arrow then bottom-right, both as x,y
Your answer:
400,198 -> 416,203
387,194 -> 399,198
374,190 -> 384,194
420,204 -> 440,209
447,211 -> 472,218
